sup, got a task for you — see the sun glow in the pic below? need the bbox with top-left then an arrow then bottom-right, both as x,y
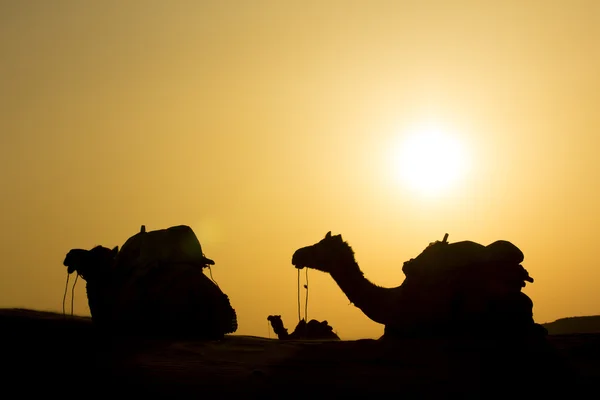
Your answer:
391,123 -> 469,197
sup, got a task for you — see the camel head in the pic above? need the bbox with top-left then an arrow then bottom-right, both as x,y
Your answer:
291,231 -> 356,274
267,315 -> 284,328
63,245 -> 118,281
267,314 -> 282,324
267,315 -> 288,335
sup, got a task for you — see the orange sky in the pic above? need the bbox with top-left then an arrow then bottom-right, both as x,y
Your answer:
1,1 -> 599,339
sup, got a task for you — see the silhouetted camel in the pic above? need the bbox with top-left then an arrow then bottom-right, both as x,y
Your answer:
267,315 -> 340,340
292,232 -> 544,339
63,225 -> 237,339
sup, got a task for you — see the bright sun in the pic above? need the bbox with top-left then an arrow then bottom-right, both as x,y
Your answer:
391,123 -> 468,196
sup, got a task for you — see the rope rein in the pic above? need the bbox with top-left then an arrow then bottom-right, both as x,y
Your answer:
297,268 -> 309,324
71,273 -> 79,316
202,251 -> 220,288
207,265 -> 219,288
304,268 -> 309,323
62,272 -> 70,316
297,269 -> 301,322
62,272 -> 79,317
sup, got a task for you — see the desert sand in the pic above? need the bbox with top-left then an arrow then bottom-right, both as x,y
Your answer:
2,308 -> 597,399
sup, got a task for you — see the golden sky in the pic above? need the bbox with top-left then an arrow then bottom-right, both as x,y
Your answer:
1,1 -> 599,339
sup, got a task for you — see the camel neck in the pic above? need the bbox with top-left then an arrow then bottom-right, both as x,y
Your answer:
270,323 -> 290,339
328,260 -> 399,325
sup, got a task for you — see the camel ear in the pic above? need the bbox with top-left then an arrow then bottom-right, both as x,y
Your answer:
111,246 -> 119,255
326,231 -> 332,239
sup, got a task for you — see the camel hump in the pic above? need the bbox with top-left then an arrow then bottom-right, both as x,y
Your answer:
403,238 -> 525,277
443,239 -> 524,266
115,225 -> 215,278
404,240 -> 487,275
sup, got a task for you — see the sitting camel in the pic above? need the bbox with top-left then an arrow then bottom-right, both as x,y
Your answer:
63,225 -> 237,339
291,232 -> 545,340
267,315 -> 340,340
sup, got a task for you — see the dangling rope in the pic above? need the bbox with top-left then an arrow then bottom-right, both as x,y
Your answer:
63,272 -> 80,317
297,268 -> 310,324
297,269 -> 301,322
70,273 -> 79,316
207,266 -> 219,288
62,272 -> 70,316
203,252 -> 220,288
304,268 -> 309,322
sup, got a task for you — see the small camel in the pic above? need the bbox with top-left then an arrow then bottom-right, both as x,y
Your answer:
267,315 -> 340,340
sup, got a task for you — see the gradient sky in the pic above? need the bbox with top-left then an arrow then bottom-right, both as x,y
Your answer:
1,1 -> 598,339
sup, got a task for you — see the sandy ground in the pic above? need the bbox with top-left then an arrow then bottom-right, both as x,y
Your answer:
1,308 -> 598,399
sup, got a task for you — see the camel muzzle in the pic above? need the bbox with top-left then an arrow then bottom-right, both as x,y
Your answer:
291,246 -> 312,269
63,249 -> 87,274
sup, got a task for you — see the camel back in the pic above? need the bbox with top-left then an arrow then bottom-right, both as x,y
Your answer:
114,225 -> 211,280
402,238 -> 525,278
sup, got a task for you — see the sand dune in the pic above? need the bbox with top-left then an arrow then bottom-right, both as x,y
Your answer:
543,315 -> 600,335
1,308 -> 597,398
